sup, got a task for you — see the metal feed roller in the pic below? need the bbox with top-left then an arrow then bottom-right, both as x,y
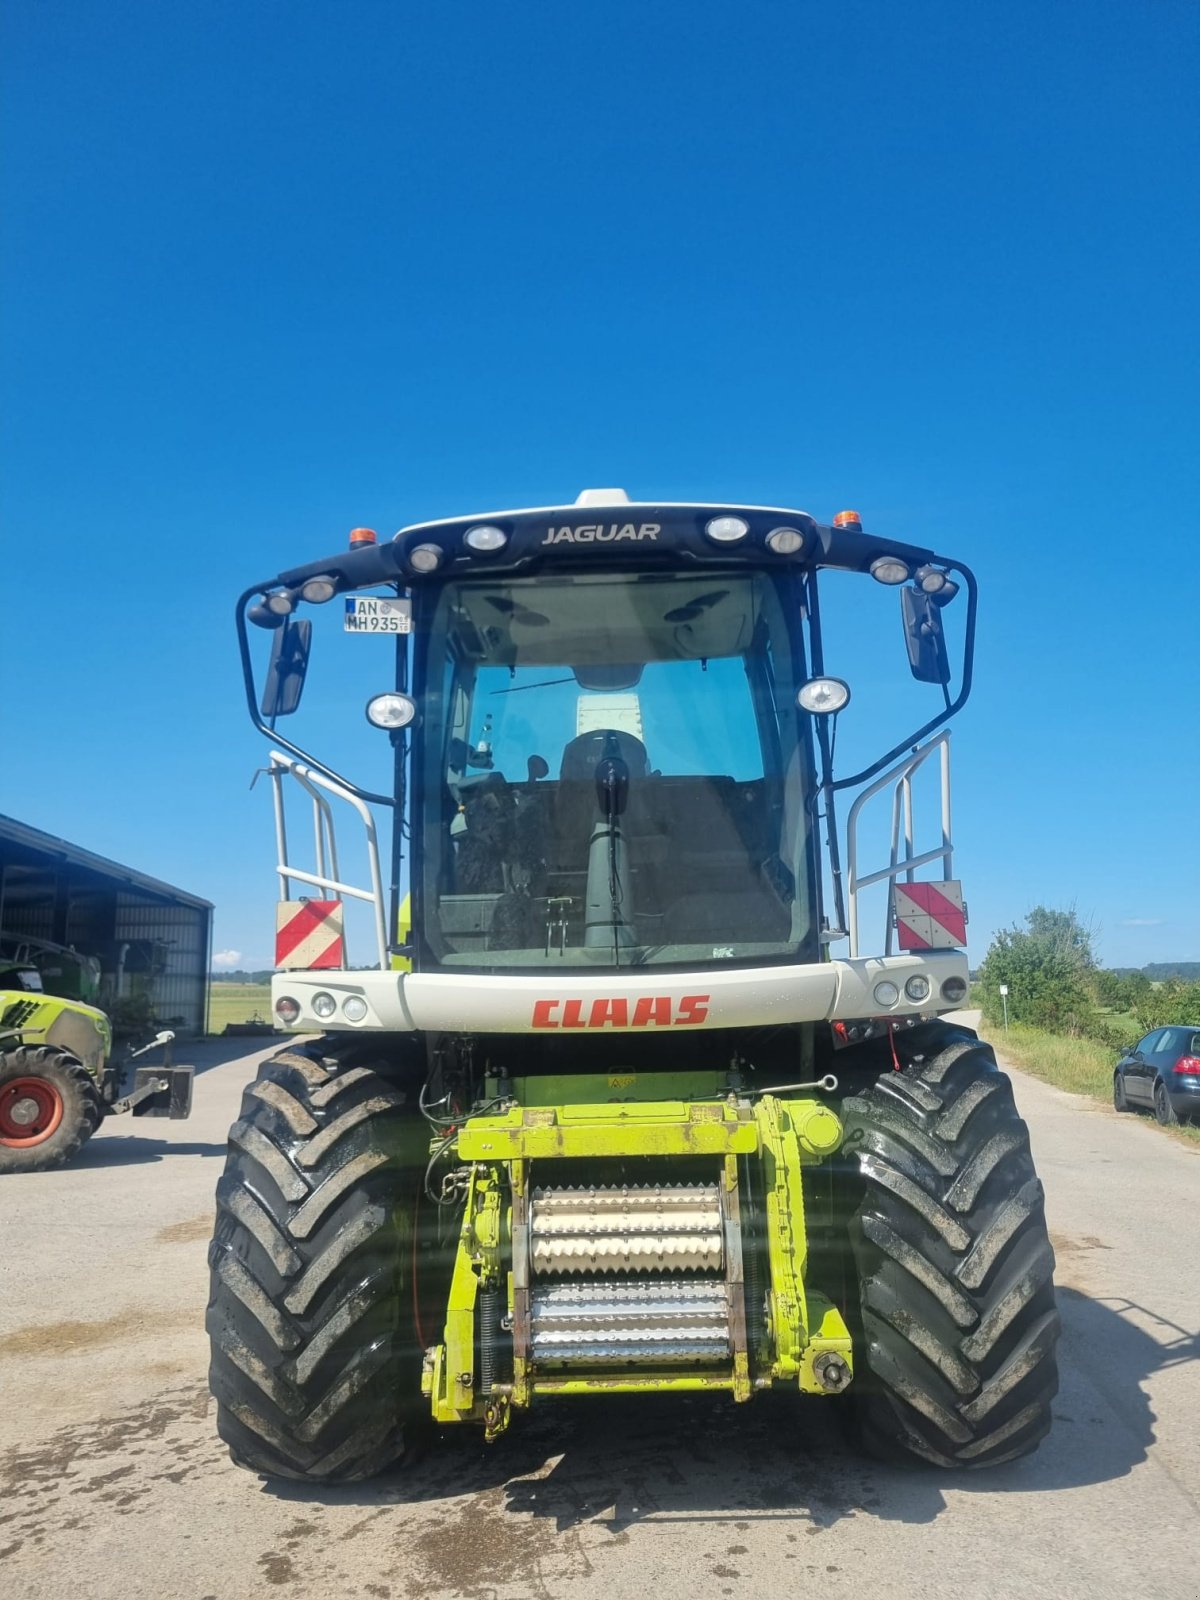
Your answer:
530,1183 -> 724,1275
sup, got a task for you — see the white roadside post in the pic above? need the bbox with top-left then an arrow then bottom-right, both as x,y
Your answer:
999,983 -> 1009,1031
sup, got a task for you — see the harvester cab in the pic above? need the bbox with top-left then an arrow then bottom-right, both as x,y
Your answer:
208,491 -> 1058,1481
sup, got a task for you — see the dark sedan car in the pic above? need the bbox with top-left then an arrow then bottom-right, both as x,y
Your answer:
1114,1026 -> 1200,1124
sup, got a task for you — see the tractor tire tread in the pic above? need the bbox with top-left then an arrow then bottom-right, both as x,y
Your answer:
207,1040 -> 418,1481
844,1021 -> 1060,1468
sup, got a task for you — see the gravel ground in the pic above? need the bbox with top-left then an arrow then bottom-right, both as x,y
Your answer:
1,1025 -> 1196,1600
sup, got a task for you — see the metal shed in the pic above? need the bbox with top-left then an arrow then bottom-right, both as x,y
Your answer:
0,814 -> 213,1036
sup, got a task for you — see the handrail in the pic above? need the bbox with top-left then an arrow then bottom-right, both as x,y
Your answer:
268,751 -> 389,970
845,732 -> 953,957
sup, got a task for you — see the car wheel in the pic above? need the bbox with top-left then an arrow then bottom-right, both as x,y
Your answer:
1153,1079 -> 1178,1127
1113,1073 -> 1131,1113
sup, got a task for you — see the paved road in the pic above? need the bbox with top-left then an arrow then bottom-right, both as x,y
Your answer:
2,1027 -> 1197,1600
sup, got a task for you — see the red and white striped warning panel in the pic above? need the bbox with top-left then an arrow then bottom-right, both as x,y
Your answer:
894,880 -> 967,950
275,900 -> 345,970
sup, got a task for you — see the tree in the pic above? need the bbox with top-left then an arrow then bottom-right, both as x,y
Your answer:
977,906 -> 1094,1030
1023,907 -> 1096,972
1091,968 -> 1128,1010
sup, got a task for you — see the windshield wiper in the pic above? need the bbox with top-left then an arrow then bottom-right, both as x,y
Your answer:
489,676 -> 576,695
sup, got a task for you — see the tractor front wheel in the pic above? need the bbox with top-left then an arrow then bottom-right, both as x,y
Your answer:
843,1024 -> 1060,1468
0,1046 -> 104,1173
206,1043 -> 424,1481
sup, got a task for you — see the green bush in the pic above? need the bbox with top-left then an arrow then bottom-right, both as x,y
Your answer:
1131,979 -> 1200,1032
1074,1011 -> 1133,1051
978,907 -> 1200,1045
977,906 -> 1094,1030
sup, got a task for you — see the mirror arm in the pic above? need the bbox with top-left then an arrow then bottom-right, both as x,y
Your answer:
801,572 -> 848,934
388,617 -> 409,948
828,559 -> 978,793
235,585 -> 396,809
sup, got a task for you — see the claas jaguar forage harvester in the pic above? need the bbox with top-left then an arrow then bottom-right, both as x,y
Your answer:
207,490 -> 1059,1480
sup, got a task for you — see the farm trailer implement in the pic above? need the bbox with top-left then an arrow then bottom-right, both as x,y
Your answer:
207,491 -> 1059,1479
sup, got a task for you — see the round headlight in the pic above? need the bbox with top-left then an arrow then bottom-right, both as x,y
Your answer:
311,991 -> 337,1019
366,692 -> 418,730
300,575 -> 337,603
869,556 -> 910,586
465,524 -> 508,553
408,543 -> 443,573
941,975 -> 969,1004
274,995 -> 301,1025
705,515 -> 750,544
873,980 -> 900,1008
765,526 -> 806,555
265,590 -> 297,616
914,565 -> 948,595
797,677 -> 851,715
342,995 -> 368,1023
905,974 -> 931,1003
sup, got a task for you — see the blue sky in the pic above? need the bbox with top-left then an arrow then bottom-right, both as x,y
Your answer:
3,0 -> 1197,971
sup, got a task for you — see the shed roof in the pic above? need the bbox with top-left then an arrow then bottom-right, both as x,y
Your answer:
0,814 -> 214,911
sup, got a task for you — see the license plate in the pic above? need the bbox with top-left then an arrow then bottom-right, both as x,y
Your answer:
344,597 -> 412,634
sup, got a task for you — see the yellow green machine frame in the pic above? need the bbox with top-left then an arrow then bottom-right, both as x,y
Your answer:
422,1091 -> 853,1438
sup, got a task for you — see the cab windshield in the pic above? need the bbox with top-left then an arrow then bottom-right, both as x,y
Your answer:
415,568 -> 817,970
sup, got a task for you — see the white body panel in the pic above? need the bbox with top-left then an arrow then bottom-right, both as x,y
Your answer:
270,950 -> 968,1035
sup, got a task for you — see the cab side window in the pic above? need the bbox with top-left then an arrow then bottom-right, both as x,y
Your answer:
1150,1029 -> 1178,1057
1135,1031 -> 1160,1055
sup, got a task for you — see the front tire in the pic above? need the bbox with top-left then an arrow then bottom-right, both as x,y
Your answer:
1113,1072 -> 1131,1113
206,1044 -> 423,1481
0,1046 -> 104,1173
843,1025 -> 1060,1468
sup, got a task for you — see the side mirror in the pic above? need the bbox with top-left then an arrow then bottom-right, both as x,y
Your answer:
261,618 -> 312,718
901,589 -> 950,685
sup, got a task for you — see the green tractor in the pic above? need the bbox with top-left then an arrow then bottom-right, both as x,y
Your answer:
0,953 -> 194,1174
208,491 -> 1059,1480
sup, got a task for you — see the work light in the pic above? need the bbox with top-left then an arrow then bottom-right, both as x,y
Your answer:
869,556 -> 910,586
914,565 -> 949,595
704,515 -> 749,544
797,677 -> 851,715
300,575 -> 337,603
765,526 -> 806,555
465,525 -> 508,553
367,692 -> 418,729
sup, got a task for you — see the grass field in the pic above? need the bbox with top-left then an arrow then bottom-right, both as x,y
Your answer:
207,982 -> 272,1034
980,1019 -> 1200,1146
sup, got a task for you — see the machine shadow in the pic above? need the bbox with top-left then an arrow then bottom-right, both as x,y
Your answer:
183,1037 -> 284,1076
79,1136 -> 228,1167
263,1286 -> 1189,1530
